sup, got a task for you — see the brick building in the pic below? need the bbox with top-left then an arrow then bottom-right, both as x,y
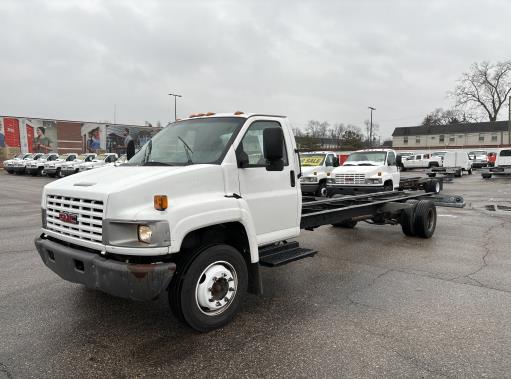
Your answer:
392,121 -> 511,150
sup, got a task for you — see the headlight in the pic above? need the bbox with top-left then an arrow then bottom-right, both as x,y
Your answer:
138,225 -> 153,243
327,178 -> 335,184
301,176 -> 318,183
365,178 -> 382,184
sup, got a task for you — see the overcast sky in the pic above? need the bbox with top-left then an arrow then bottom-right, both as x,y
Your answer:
1,0 -> 510,138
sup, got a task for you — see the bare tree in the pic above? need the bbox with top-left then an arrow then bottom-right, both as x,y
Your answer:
306,120 -> 329,138
328,123 -> 345,143
422,108 -> 467,126
291,127 -> 304,137
451,61 -> 511,122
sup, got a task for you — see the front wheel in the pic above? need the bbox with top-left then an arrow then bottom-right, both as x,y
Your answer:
316,181 -> 327,197
169,244 -> 248,332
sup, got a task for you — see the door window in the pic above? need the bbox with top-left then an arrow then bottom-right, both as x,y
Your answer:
239,121 -> 288,167
325,154 -> 335,167
387,152 -> 396,165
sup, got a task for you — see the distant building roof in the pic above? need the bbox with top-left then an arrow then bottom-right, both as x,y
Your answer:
392,121 -> 509,137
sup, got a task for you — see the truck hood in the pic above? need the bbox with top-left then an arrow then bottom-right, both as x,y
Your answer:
43,164 -> 227,219
301,166 -> 321,176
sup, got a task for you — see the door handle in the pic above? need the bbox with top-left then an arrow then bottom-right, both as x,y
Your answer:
290,170 -> 296,187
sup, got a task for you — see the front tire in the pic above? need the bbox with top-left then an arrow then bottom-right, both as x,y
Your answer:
169,244 -> 248,332
316,181 -> 327,197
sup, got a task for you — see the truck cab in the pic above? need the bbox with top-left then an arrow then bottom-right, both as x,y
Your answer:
35,113 -> 302,331
299,151 -> 339,196
326,149 -> 400,195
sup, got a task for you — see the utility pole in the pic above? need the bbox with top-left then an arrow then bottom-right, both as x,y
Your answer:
508,96 -> 510,146
168,93 -> 182,122
368,106 -> 376,147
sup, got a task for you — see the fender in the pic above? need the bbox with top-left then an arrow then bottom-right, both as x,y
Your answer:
169,197 -> 259,262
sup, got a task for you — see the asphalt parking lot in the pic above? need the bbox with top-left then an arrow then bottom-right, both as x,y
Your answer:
1,171 -> 511,378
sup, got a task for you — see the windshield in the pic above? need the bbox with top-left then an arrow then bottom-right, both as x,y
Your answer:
300,154 -> 326,167
95,154 -> 107,160
127,117 -> 245,166
469,150 -> 486,156
432,152 -> 447,157
344,151 -> 387,166
76,154 -> 88,160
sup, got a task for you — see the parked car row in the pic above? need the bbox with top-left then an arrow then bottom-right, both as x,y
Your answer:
3,152 -> 126,177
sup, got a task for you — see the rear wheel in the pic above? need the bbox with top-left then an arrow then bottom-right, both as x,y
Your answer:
413,200 -> 437,238
468,168 -> 473,175
169,244 -> 248,332
400,199 -> 419,237
424,180 -> 440,194
455,169 -> 462,178
332,219 -> 358,228
427,173 -> 436,178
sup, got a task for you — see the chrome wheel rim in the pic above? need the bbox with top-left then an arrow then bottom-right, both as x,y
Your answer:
195,261 -> 237,316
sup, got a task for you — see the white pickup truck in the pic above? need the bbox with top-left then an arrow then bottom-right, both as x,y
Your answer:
13,153 -> 44,175
299,151 -> 340,196
26,153 -> 60,176
77,153 -> 118,172
35,113 -> 455,331
481,149 -> 511,178
326,149 -> 400,195
3,153 -> 32,174
44,153 -> 79,178
60,153 -> 97,176
402,153 -> 442,170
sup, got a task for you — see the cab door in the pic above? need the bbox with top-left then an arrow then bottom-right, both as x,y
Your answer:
236,119 -> 300,244
386,151 -> 400,188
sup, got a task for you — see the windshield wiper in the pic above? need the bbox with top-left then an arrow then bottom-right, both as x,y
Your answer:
177,136 -> 194,164
143,161 -> 172,166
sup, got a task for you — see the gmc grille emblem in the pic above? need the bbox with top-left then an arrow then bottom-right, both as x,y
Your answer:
59,212 -> 78,225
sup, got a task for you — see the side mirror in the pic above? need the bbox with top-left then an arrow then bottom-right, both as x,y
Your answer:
263,128 -> 285,171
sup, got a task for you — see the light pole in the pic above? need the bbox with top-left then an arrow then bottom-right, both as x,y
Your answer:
168,93 -> 182,122
368,106 -> 376,147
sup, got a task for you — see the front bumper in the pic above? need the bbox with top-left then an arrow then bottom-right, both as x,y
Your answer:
44,167 -> 58,175
13,166 -> 27,173
60,168 -> 77,176
35,235 -> 176,301
300,183 -> 320,194
26,167 -> 41,174
327,184 -> 385,196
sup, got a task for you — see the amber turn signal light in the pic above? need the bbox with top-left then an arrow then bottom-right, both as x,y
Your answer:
154,195 -> 168,211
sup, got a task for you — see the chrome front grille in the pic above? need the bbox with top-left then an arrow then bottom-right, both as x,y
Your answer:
46,195 -> 104,243
334,173 -> 366,185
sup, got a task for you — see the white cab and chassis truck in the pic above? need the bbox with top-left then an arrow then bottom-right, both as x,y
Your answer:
299,151 -> 340,196
35,114 -> 460,331
326,149 -> 441,196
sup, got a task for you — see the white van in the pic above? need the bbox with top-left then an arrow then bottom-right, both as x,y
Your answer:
427,151 -> 472,177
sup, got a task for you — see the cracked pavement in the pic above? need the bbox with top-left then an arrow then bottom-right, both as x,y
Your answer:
1,171 -> 511,378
